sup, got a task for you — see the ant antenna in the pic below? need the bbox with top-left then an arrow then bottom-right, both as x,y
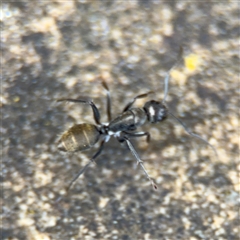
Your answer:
168,111 -> 218,158
163,46 -> 184,103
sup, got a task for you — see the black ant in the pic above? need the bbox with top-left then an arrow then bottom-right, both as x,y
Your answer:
57,47 -> 217,196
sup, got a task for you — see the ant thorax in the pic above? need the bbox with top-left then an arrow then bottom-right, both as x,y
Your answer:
108,108 -> 147,133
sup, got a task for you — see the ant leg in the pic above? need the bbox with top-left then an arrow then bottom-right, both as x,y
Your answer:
168,111 -> 218,157
123,91 -> 154,112
101,80 -> 112,122
123,131 -> 151,143
56,140 -> 105,203
118,136 -> 157,190
163,46 -> 183,103
57,98 -> 101,125
66,140 -> 105,191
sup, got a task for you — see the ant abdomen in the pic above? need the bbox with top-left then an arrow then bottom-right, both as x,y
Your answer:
58,123 -> 100,152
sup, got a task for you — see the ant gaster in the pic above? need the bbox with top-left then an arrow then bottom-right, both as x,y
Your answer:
57,47 -> 217,195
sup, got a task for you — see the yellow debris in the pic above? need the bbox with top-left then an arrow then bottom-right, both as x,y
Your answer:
184,53 -> 201,72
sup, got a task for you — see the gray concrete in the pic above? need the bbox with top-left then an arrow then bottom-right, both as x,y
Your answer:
2,1 -> 239,240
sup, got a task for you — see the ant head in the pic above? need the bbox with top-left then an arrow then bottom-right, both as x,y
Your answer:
143,100 -> 167,123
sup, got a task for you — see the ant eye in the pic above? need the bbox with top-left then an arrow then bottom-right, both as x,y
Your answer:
143,100 -> 168,123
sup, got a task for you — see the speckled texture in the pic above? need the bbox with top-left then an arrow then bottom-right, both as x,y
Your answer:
2,1 -> 239,240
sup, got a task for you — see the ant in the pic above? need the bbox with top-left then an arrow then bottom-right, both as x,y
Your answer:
57,47 -> 217,196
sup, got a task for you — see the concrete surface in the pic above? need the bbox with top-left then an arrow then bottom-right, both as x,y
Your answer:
2,1 -> 239,240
